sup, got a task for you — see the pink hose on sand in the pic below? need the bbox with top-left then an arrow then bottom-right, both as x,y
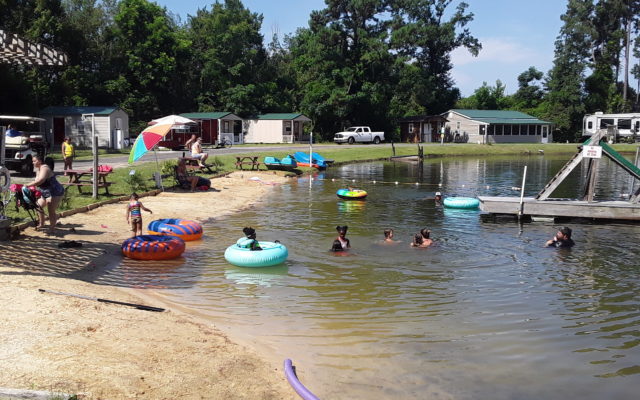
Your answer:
284,359 -> 320,400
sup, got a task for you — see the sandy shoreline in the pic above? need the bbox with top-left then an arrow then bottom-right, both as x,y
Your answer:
0,171 -> 298,399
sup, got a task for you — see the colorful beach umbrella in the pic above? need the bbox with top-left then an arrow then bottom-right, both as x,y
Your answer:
128,115 -> 196,164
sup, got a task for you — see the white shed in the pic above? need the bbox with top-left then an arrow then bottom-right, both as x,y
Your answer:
40,106 -> 129,149
244,113 -> 312,143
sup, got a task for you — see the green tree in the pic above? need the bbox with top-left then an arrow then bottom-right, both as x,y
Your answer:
187,0 -> 268,117
289,0 -> 397,138
456,80 -> 510,110
106,0 -> 189,127
389,0 -> 481,114
512,67 -> 545,112
544,0 -> 592,141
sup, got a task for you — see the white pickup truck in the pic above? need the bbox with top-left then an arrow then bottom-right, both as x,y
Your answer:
334,126 -> 385,144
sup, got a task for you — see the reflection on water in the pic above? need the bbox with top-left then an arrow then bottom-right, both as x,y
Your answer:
120,156 -> 640,399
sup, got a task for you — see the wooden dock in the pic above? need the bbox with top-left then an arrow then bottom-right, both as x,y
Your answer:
479,196 -> 640,221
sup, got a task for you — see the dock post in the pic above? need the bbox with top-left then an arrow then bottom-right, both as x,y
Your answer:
518,166 -> 527,220
391,140 -> 396,157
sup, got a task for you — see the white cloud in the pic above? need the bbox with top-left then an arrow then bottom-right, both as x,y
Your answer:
452,37 -> 539,66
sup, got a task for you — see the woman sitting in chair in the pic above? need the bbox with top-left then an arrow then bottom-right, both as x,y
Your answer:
176,158 -> 210,192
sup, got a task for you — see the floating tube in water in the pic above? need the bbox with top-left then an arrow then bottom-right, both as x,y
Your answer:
443,197 -> 480,209
284,359 -> 320,400
336,188 -> 367,200
148,218 -> 203,241
224,240 -> 288,267
121,235 -> 185,260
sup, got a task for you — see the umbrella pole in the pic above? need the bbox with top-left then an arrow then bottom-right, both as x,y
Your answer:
154,147 -> 164,191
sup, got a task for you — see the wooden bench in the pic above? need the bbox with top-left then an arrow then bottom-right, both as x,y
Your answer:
179,157 -> 216,173
235,156 -> 261,170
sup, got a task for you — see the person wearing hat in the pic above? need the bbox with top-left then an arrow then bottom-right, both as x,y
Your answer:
545,227 -> 575,248
434,192 -> 443,204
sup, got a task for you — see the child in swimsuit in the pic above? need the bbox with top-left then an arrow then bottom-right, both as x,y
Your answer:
336,225 -> 350,249
126,192 -> 152,237
242,227 -> 262,251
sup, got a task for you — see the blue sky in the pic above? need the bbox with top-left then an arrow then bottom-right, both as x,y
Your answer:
157,0 -> 572,96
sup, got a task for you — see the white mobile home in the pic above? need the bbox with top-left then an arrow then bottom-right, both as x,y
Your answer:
40,106 -> 129,149
582,112 -> 640,139
244,113 -> 311,143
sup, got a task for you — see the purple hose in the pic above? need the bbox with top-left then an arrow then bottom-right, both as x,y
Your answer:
284,359 -> 320,400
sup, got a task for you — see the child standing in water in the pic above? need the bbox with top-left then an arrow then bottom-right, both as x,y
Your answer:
126,193 -> 152,237
336,225 -> 350,249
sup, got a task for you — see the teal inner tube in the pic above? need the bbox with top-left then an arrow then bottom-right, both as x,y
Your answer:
224,241 -> 289,267
443,196 -> 480,209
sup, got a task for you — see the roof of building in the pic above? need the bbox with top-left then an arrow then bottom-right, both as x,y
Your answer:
256,113 -> 310,120
449,109 -> 552,125
40,106 -> 121,116
180,112 -> 237,119
399,114 -> 447,122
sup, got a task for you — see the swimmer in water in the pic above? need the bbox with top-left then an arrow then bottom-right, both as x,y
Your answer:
336,225 -> 350,249
382,228 -> 399,244
419,228 -> 434,247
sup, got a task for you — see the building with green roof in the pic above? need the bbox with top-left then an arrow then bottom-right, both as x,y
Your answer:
176,112 -> 242,146
40,106 -> 129,148
244,113 -> 312,143
443,109 -> 553,144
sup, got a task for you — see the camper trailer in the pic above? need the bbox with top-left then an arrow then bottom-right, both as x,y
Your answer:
582,112 -> 640,140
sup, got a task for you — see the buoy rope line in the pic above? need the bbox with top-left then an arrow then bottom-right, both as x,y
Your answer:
306,177 -> 523,191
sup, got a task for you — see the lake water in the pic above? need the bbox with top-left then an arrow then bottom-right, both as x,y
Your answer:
101,156 -> 639,399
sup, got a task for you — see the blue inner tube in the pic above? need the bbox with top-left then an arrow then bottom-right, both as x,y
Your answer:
224,241 -> 288,267
443,197 -> 480,209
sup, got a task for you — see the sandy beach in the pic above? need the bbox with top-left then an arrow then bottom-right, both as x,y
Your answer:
0,171 -> 298,399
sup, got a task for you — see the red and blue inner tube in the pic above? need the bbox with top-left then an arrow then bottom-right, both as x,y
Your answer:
121,234 -> 185,260
147,218 -> 203,241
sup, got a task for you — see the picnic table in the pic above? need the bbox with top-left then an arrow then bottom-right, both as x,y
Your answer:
235,156 -> 261,171
62,169 -> 113,195
179,156 -> 216,173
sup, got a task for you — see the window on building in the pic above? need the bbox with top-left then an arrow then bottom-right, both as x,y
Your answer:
495,125 -> 503,135
224,120 -> 230,132
528,125 -> 535,135
285,121 -> 292,132
587,121 -> 593,130
521,125 -> 528,135
456,121 -> 460,130
635,121 -> 640,133
617,119 -> 631,129
600,119 -> 614,129
542,125 -> 548,137
479,125 -> 486,135
504,125 -> 512,135
514,125 -> 521,135
77,120 -> 85,135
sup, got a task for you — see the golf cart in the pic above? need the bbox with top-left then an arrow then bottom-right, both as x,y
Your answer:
1,115 -> 48,176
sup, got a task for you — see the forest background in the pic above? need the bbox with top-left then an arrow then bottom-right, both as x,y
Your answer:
1,0 -> 640,142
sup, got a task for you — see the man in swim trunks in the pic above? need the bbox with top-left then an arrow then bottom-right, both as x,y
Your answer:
545,226 -> 575,248
185,136 -> 208,167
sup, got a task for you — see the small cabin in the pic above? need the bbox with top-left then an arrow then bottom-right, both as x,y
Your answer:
40,106 -> 129,149
399,115 -> 448,142
582,112 -> 640,140
179,112 -> 243,145
443,109 -> 553,144
244,113 -> 311,143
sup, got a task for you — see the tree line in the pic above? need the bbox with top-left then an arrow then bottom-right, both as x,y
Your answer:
1,0 -> 638,142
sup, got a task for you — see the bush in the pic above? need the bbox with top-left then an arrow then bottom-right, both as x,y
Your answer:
124,169 -> 149,193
